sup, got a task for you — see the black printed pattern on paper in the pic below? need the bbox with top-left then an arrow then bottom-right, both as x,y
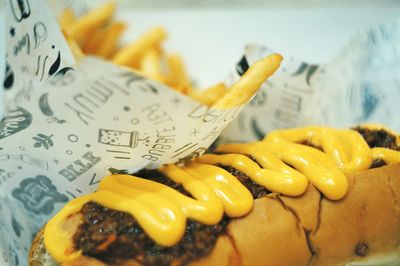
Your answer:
236,55 -> 249,76
3,60 -> 15,90
39,93 -> 66,123
0,107 -> 32,140
12,175 -> 68,215
9,0 -> 31,22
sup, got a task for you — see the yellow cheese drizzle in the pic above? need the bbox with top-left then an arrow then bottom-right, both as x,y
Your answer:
44,126 -> 400,263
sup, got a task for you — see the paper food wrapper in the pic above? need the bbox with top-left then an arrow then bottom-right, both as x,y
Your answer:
3,0 -> 75,113
0,1 -> 247,265
222,20 -> 400,143
0,3 -> 5,113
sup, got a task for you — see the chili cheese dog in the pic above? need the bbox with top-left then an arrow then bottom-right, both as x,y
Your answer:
29,125 -> 400,266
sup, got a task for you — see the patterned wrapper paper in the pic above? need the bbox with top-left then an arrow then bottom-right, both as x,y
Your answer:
0,0 -> 73,264
0,1 -> 253,265
0,1 -> 5,117
221,21 -> 400,143
3,0 -> 75,113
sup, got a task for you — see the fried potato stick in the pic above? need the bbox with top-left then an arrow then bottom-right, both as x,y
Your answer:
59,8 -> 76,30
140,48 -> 165,82
67,2 -> 116,43
82,22 -> 126,58
112,27 -> 167,67
212,54 -> 282,109
96,22 -> 126,58
189,83 -> 226,106
166,54 -> 190,90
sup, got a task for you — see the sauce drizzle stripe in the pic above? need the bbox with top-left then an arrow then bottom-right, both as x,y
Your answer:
44,126 -> 400,263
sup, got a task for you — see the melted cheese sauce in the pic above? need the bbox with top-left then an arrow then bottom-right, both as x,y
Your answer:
44,126 -> 400,263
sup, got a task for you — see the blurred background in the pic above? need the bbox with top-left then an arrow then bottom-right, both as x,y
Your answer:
111,0 -> 400,87
118,0 -> 400,8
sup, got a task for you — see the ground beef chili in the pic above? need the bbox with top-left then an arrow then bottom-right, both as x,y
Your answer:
135,169 -> 191,197
353,127 -> 400,151
73,170 -> 230,266
72,128 -> 398,265
74,201 -> 229,266
219,165 -> 270,199
353,127 -> 400,168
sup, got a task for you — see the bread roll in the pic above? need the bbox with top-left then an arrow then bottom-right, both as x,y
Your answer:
29,126 -> 400,265
29,163 -> 400,266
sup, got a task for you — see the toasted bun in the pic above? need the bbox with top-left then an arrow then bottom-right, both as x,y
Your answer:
29,164 -> 400,266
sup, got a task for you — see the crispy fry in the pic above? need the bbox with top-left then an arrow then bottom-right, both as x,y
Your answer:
67,2 -> 116,43
82,22 -> 126,58
140,48 -> 165,82
81,28 -> 105,55
59,4 -> 281,109
112,27 -> 167,67
212,54 -> 282,109
166,54 -> 190,90
189,83 -> 227,106
59,8 -> 76,30
96,22 -> 126,58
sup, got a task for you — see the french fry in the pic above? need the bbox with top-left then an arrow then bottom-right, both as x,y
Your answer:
82,22 -> 126,58
212,54 -> 282,109
166,54 -> 190,90
59,8 -> 76,30
189,83 -> 226,106
140,48 -> 165,82
59,3 -> 282,110
96,22 -> 126,58
81,27 -> 106,55
112,27 -> 167,67
67,2 -> 116,43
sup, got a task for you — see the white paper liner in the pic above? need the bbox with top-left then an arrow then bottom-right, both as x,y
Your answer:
0,57 -> 246,266
221,20 -> 400,143
0,1 -> 253,264
0,1 -> 5,118
3,0 -> 75,113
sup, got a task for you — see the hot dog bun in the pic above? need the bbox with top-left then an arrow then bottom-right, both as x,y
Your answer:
29,163 -> 400,266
